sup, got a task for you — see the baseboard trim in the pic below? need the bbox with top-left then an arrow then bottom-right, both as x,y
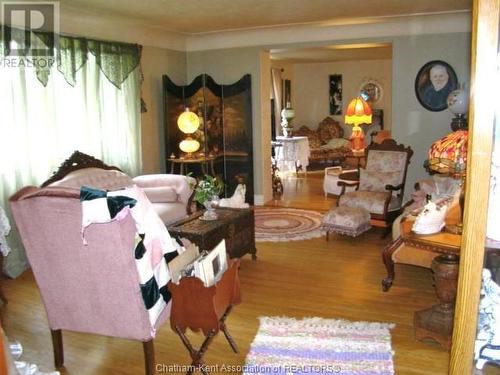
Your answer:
254,195 -> 264,206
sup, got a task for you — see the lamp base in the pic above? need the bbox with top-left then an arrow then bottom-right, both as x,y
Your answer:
282,126 -> 294,138
451,115 -> 467,131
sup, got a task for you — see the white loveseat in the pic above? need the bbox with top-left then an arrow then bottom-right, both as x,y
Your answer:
45,152 -> 195,225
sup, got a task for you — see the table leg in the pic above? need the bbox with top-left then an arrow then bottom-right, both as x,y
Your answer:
201,162 -> 207,175
180,163 -> 184,175
381,236 -> 403,292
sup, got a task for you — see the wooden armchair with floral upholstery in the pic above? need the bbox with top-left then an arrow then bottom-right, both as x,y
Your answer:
337,139 -> 414,232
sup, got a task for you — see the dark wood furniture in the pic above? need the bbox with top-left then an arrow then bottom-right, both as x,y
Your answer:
41,150 -> 122,187
167,208 -> 257,260
382,217 -> 461,350
167,259 -> 241,375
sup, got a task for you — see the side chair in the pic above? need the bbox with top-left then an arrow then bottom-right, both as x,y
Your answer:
337,139 -> 414,234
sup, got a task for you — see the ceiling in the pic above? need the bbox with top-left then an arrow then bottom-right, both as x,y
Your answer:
59,0 -> 471,35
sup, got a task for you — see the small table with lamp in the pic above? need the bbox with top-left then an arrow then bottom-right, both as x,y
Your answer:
169,155 -> 217,176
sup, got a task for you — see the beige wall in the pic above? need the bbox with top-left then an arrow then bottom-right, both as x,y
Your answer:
140,46 -> 186,174
293,59 -> 392,136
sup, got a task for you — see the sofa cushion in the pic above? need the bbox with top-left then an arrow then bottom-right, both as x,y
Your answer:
339,191 -> 402,215
50,167 -> 133,190
141,186 -> 178,203
154,202 -> 188,225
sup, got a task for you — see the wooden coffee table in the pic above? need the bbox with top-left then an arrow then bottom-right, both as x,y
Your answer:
167,208 -> 257,260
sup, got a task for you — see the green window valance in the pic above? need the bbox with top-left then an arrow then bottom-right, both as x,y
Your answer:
1,26 -> 141,88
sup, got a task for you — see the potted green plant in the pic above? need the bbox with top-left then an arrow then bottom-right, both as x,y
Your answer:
193,175 -> 224,220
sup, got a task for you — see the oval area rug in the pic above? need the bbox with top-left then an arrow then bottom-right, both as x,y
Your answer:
255,207 -> 325,242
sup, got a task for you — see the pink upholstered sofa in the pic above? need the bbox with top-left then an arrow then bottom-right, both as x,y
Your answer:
44,151 -> 195,224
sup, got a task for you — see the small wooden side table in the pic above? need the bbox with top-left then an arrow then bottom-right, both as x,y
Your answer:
169,156 -> 216,176
167,259 -> 241,375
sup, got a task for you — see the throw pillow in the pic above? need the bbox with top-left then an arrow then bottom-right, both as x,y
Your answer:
359,169 -> 401,192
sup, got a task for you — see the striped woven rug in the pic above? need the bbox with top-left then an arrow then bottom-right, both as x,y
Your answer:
243,317 -> 395,375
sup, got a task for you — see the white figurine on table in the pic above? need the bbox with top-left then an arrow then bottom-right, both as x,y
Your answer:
219,184 -> 249,209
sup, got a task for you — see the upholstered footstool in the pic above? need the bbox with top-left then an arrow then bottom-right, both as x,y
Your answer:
322,206 -> 371,239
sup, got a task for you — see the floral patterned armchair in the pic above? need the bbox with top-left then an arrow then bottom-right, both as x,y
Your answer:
337,139 -> 414,231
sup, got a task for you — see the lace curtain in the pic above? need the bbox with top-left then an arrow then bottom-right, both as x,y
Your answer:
0,27 -> 142,277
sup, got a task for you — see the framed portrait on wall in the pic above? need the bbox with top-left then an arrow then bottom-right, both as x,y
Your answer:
415,60 -> 458,112
329,74 -> 343,115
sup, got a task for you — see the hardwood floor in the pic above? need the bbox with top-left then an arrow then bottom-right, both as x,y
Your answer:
0,171 -> 498,374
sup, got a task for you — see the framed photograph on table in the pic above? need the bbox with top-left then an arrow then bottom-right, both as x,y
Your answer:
415,60 -> 458,112
329,74 -> 343,115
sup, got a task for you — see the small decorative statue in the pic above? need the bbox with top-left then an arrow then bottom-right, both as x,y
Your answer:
219,184 -> 249,209
475,269 -> 500,370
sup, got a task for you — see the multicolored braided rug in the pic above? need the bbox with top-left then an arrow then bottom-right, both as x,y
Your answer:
254,208 -> 325,242
243,317 -> 395,375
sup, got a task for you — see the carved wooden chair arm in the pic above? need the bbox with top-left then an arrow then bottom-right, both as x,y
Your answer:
385,183 -> 404,191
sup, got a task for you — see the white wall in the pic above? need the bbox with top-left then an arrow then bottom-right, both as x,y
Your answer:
140,46 -> 186,174
392,32 -> 471,199
293,59 -> 392,136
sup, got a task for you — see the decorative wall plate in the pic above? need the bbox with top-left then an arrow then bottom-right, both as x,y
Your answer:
360,79 -> 383,105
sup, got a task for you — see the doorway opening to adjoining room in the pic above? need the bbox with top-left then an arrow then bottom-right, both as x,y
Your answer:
267,42 -> 393,208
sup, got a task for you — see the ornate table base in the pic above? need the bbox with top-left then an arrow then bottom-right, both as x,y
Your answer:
414,254 -> 459,350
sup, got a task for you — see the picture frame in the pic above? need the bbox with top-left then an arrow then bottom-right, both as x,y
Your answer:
415,60 -> 458,112
329,74 -> 343,115
283,79 -> 291,107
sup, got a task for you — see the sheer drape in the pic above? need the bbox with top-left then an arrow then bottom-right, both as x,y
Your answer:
0,54 -> 141,206
271,68 -> 283,138
0,29 -> 142,277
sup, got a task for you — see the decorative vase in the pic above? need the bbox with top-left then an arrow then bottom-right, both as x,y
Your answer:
202,196 -> 220,220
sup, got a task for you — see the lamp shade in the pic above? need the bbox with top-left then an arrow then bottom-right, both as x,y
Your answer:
427,130 -> 468,175
447,89 -> 469,116
179,137 -> 200,154
177,108 -> 200,134
345,97 -> 372,128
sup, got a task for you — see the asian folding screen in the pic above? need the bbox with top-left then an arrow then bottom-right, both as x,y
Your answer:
163,74 -> 254,204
